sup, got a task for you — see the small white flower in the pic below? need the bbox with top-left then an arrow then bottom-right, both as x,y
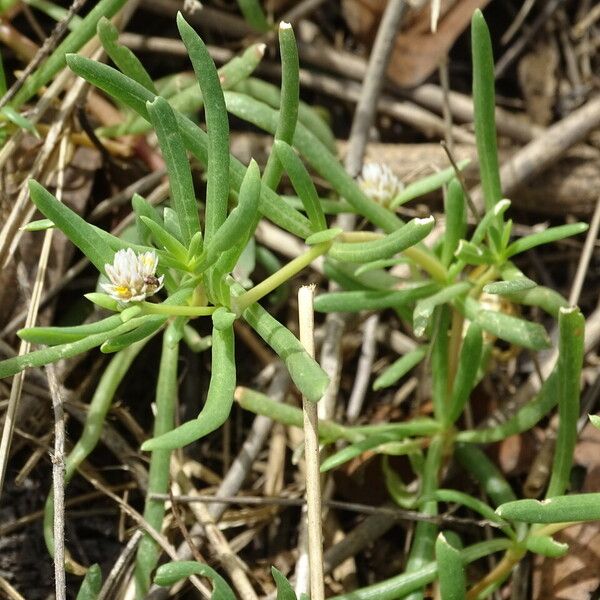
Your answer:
101,248 -> 164,303
358,163 -> 403,206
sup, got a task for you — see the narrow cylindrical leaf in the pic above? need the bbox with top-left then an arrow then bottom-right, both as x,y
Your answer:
305,228 -> 343,246
101,315 -> 168,353
403,436 -> 445,595
224,90 -> 405,234
154,561 -> 235,597
29,180 -> 113,273
413,281 -> 471,338
391,161 -> 470,208
262,22 -> 300,190
237,0 -> 270,32
139,216 -> 188,260
18,314 -> 123,345
203,159 -> 260,267
470,199 -> 511,246
235,77 -> 336,153
435,533 -> 466,600
442,179 -> 466,267
75,564 -> 102,600
503,286 -> 568,318
162,207 -> 183,242
329,217 -> 435,263
177,13 -> 230,245
65,54 -> 314,240
243,300 -> 328,402
113,42 -> 266,137
546,306 -> 585,498
132,193 -> 164,246
459,296 -> 551,351
135,327 -> 179,596
483,278 -> 536,294
455,443 -> 517,506
327,538 -> 511,600
271,567 -> 297,600
471,10 -> 501,211
497,494 -> 600,523
320,433 -> 399,473
430,489 -> 514,537
142,317 -> 236,451
505,223 -> 588,258
273,139 -> 326,230
373,345 -> 428,390
454,239 -> 494,266
0,316 -> 152,379
97,17 -> 156,92
446,322 -> 483,425
457,368 -> 559,444
431,306 -> 451,423
524,535 -> 568,558
146,96 -> 200,245
236,386 -> 355,442
314,283 -> 438,313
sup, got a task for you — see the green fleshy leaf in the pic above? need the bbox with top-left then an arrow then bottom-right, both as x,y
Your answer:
154,561 -> 235,598
505,223 -> 588,258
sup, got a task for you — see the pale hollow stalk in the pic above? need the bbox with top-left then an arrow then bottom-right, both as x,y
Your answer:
298,285 -> 325,600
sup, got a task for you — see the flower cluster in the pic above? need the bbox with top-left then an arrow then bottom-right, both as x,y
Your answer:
101,248 -> 164,303
358,162 -> 403,207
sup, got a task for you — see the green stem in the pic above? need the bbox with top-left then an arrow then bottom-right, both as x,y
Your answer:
403,435 -> 445,600
546,306 -> 585,498
134,325 -> 179,597
140,302 -> 215,317
233,242 -> 331,313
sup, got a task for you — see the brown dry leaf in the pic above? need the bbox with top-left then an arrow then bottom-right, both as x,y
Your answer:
341,0 -> 387,40
532,423 -> 600,599
389,0 -> 491,87
342,0 -> 491,88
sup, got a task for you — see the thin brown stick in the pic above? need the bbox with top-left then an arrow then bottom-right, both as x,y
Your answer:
98,530 -> 143,600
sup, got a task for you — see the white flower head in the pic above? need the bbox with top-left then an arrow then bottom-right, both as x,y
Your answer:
101,248 -> 164,303
358,163 -> 403,206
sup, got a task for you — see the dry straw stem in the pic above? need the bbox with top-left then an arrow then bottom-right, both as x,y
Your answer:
150,367 -> 291,600
0,128 -> 72,505
170,459 -> 258,600
298,285 -> 325,600
0,576 -> 26,600
79,471 -> 211,597
0,44 -> 105,270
